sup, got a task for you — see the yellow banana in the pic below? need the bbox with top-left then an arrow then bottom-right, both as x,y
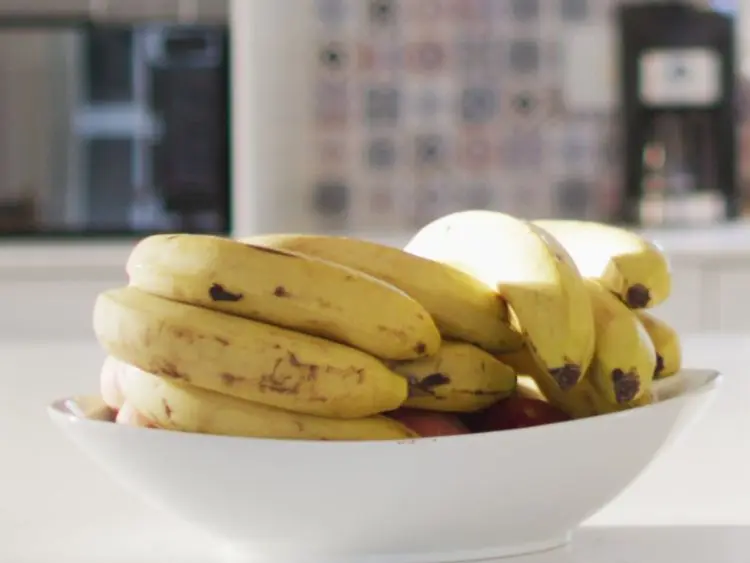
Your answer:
515,373 -> 654,419
92,287 -> 409,419
501,279 -> 652,417
116,359 -> 416,441
405,210 -> 594,393
243,233 -> 523,353
528,222 -> 596,382
127,234 -> 441,361
533,220 -> 671,308
584,279 -> 657,405
636,311 -> 682,379
387,342 -> 517,413
499,347 -> 596,418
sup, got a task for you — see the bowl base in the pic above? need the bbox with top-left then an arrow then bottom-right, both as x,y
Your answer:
220,533 -> 572,563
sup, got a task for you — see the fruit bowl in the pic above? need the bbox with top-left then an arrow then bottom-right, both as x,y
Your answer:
48,368 -> 719,563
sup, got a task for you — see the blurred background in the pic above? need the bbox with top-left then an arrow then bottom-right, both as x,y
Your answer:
0,0 -> 747,340
0,3 -> 746,554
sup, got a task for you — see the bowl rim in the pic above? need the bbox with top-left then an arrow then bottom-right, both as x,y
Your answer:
48,367 -> 721,447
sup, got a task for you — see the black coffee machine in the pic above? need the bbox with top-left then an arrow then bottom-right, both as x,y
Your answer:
618,3 -> 737,226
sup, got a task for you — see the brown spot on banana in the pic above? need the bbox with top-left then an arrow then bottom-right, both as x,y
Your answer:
221,373 -> 241,386
171,327 -> 195,343
549,364 -> 581,391
162,398 -> 172,418
307,365 -> 319,381
421,373 -> 451,387
414,342 -> 427,355
159,361 -> 189,381
612,368 -> 640,403
209,283 -> 243,302
406,372 -> 451,398
259,358 -> 300,395
214,336 -> 229,346
654,354 -> 665,378
625,284 -> 651,308
273,286 -> 290,297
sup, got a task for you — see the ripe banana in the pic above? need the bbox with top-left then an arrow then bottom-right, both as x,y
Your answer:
93,287 -> 409,419
533,220 -> 671,309
498,347 -> 597,418
387,342 -> 517,413
529,222 -> 596,383
116,360 -> 416,441
515,373 -> 654,419
636,311 -> 682,379
584,279 -> 657,404
405,210 -> 595,392
244,233 -> 523,353
127,234 -> 440,361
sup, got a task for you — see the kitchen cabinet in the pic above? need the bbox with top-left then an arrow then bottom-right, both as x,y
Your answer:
651,259 -> 750,334
710,268 -> 750,332
636,222 -> 750,333
649,260 -> 704,333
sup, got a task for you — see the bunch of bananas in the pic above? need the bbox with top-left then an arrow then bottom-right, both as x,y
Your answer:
94,210 -> 683,441
404,211 -> 681,419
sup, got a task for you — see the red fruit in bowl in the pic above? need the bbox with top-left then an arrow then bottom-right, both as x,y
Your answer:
387,409 -> 469,437
468,396 -> 571,433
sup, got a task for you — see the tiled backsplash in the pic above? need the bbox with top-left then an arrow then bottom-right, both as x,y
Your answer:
303,0 -> 723,229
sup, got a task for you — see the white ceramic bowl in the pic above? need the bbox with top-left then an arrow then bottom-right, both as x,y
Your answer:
49,369 -> 720,563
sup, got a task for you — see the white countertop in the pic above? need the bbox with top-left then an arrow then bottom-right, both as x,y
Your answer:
4,220 -> 750,274
4,525 -> 748,563
2,333 -> 749,561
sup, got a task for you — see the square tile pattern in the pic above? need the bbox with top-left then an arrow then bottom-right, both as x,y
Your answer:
307,0 -> 692,229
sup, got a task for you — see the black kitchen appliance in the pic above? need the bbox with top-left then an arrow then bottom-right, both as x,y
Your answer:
618,3 -> 737,226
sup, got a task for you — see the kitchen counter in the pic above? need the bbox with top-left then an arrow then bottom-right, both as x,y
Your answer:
3,219 -> 750,272
3,525 -> 747,562
1,333 -> 748,561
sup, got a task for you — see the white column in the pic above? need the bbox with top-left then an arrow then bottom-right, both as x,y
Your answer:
229,0 -> 315,236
